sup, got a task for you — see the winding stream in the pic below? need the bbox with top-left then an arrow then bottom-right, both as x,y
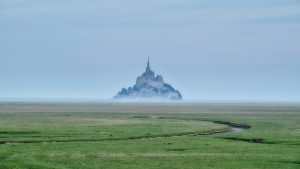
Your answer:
0,120 -> 251,145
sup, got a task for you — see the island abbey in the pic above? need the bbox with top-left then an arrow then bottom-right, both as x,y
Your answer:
114,58 -> 182,100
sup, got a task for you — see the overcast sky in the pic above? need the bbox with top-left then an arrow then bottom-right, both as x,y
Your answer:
1,0 -> 300,101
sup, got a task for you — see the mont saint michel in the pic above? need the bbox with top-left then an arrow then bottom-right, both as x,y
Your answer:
114,59 -> 182,100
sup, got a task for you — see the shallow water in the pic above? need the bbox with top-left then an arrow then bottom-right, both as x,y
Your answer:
230,126 -> 245,132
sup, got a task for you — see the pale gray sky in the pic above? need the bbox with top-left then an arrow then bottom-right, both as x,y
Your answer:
1,0 -> 300,101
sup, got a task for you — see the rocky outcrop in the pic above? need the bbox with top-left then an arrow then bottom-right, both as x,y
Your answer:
114,59 -> 182,100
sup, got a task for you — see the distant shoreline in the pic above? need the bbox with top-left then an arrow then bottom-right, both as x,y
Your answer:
0,98 -> 299,104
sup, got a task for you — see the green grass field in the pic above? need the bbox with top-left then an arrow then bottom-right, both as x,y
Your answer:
0,102 -> 299,169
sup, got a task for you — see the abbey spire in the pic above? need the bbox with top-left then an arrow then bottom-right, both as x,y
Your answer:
143,57 -> 154,79
146,57 -> 151,72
